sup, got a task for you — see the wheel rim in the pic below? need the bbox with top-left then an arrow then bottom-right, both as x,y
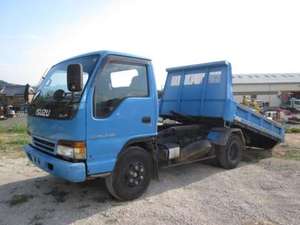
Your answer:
228,142 -> 239,161
125,161 -> 145,187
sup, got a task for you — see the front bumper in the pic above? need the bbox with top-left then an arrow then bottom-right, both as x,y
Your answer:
23,144 -> 86,182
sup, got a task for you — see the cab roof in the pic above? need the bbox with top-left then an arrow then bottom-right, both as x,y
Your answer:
58,50 -> 151,64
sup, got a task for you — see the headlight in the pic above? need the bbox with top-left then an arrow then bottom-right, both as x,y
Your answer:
57,141 -> 86,160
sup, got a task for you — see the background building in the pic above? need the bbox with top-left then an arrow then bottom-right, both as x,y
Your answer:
0,84 -> 26,111
233,73 -> 300,107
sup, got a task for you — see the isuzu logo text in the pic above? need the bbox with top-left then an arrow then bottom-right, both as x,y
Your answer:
35,108 -> 51,117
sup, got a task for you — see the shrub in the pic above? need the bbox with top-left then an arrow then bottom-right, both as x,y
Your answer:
285,127 -> 300,133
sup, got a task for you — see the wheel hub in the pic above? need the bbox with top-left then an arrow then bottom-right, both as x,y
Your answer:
126,162 -> 145,187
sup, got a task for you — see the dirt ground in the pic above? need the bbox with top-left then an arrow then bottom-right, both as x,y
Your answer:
0,118 -> 299,225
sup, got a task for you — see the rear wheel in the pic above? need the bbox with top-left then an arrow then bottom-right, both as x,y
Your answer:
215,134 -> 244,169
105,146 -> 152,201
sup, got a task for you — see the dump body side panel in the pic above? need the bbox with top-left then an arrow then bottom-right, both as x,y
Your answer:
234,103 -> 284,141
160,61 -> 236,122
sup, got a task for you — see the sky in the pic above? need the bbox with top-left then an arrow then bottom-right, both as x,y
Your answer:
0,0 -> 300,89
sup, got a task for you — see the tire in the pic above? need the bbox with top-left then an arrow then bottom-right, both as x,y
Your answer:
215,134 -> 244,169
105,146 -> 153,201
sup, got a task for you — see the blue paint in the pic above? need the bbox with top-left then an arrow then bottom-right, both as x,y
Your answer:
207,131 -> 221,142
160,61 -> 234,120
24,145 -> 86,182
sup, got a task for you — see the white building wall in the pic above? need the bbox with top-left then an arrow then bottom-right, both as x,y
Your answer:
256,94 -> 281,107
233,83 -> 300,94
234,94 -> 281,107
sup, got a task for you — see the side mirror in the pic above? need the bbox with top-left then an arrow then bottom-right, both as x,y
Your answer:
24,84 -> 35,104
67,64 -> 83,92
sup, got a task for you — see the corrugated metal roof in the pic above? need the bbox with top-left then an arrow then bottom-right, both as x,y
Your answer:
0,85 -> 26,97
232,73 -> 300,84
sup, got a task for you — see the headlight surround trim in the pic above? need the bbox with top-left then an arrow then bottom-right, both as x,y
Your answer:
57,140 -> 86,160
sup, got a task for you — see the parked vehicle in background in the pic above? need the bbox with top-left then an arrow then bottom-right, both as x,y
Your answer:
7,105 -> 16,118
282,97 -> 300,112
0,105 -> 17,119
0,106 -> 5,120
23,51 -> 284,201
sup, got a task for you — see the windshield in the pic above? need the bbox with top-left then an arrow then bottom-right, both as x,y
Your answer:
34,54 -> 99,104
28,54 -> 99,119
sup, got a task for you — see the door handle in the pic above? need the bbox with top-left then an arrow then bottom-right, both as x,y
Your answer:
142,116 -> 151,124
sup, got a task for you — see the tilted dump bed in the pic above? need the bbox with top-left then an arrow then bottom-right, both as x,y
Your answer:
159,61 -> 284,146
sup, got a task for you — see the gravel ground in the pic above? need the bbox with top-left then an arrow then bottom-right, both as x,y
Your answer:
0,155 -> 299,225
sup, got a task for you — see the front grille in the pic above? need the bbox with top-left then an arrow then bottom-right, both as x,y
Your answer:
32,136 -> 56,153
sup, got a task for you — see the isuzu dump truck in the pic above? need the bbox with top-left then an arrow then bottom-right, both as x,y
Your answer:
24,51 -> 284,201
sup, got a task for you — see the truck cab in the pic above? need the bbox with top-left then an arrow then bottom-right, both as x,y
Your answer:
25,51 -> 158,199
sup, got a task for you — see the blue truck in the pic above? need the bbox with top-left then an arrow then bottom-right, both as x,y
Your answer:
23,51 -> 284,201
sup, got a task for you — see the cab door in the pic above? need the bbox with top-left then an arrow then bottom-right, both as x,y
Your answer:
86,56 -> 157,175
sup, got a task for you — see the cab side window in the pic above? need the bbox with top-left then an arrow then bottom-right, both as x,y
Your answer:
94,62 -> 148,118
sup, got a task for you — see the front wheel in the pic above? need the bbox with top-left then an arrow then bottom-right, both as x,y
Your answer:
105,146 -> 153,201
215,134 -> 244,169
